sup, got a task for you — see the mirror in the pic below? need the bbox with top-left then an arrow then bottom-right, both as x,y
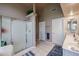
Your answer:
67,19 -> 77,33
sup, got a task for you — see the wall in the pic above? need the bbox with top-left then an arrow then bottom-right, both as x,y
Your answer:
0,4 -> 27,20
36,14 -> 39,45
39,4 -> 64,41
26,13 -> 36,47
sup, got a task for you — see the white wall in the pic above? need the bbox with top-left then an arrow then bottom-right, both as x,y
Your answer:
0,4 -> 27,20
27,13 -> 36,47
31,15 -> 36,47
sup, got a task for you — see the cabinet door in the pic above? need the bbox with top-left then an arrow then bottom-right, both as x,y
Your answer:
63,49 -> 79,56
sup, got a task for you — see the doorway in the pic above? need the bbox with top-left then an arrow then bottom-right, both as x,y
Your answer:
36,20 -> 52,47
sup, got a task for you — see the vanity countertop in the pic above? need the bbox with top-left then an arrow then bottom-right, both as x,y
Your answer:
63,34 -> 79,54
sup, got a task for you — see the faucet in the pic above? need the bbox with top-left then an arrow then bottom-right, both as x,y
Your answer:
73,33 -> 79,45
73,33 -> 76,40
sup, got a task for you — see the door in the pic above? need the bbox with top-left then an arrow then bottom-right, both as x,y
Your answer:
26,21 -> 33,48
52,18 -> 64,46
0,17 -> 1,47
39,22 -> 46,41
12,20 -> 27,53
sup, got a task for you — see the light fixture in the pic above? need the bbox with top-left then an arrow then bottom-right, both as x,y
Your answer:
69,10 -> 74,16
67,3 -> 76,5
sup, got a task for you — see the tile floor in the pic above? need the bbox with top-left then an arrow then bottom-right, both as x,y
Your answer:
31,40 -> 55,56
15,40 -> 54,56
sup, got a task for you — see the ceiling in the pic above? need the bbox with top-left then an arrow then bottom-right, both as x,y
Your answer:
35,3 -> 49,10
60,3 -> 79,17
12,3 -> 79,17
0,3 -> 33,11
1,3 -> 62,15
14,3 -> 48,10
22,3 -> 60,11
2,3 -> 61,13
21,3 -> 50,11
7,3 -> 49,12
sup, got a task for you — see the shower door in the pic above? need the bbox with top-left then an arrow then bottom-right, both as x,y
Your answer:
12,20 -> 27,53
0,17 -> 1,47
52,18 -> 64,46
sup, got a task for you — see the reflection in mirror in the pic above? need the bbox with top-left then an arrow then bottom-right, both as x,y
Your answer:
67,19 -> 77,33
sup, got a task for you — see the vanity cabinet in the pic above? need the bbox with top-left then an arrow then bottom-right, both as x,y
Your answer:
63,34 -> 79,56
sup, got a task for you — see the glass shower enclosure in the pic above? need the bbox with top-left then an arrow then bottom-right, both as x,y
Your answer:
0,16 -> 27,54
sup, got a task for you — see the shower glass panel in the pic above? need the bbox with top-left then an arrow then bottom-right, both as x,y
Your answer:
0,16 -> 28,54
0,16 -> 1,47
1,16 -> 11,47
12,20 -> 27,53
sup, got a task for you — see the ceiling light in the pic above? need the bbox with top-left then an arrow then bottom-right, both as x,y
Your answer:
69,10 -> 74,16
67,3 -> 76,5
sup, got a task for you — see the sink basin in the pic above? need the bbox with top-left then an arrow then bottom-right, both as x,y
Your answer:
71,47 -> 79,52
68,43 -> 79,53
